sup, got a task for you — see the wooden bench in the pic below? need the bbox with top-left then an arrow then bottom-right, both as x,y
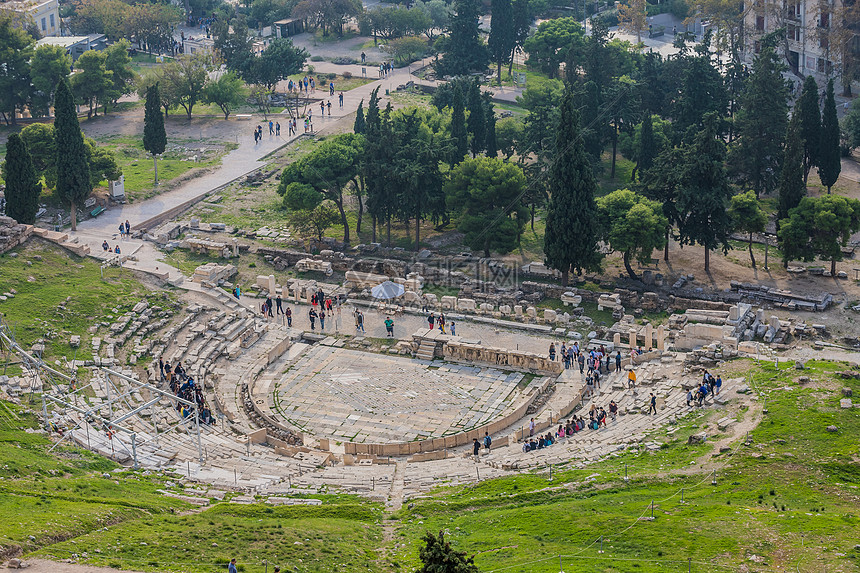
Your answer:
235,114 -> 252,120
90,206 -> 106,218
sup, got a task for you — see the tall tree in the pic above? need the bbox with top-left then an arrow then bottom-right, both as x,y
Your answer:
777,110 -> 805,225
0,15 -> 34,126
161,52 -> 212,120
143,83 -> 167,184
3,134 -> 41,224
672,50 -> 728,139
635,113 -> 657,180
243,38 -> 308,90
543,87 -> 602,286
522,17 -> 584,79
617,0 -> 648,44
213,16 -> 255,72
676,113 -> 732,273
29,44 -> 72,118
102,39 -> 136,113
488,0 -> 514,83
71,50 -> 113,118
450,86 -> 468,163
642,146 -> 684,262
418,531 -> 479,573
818,79 -> 841,194
353,100 -> 366,134
728,38 -> 789,197
484,99 -> 497,158
597,189 -> 667,279
436,0 -> 489,77
466,80 -> 485,156
508,0 -> 531,76
202,71 -> 246,119
796,75 -> 820,184
53,80 -> 92,231
444,156 -> 526,256
779,195 -> 860,275
728,190 -> 767,268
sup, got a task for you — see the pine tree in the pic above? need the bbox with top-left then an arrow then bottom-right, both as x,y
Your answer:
636,113 -> 656,180
418,531 -> 480,573
819,79 -> 841,193
3,133 -> 41,224
777,110 -> 806,225
450,86 -> 468,163
729,40 -> 789,197
143,83 -> 167,185
353,100 -> 366,134
437,0 -> 490,77
676,113 -> 732,273
466,81 -> 485,156
544,86 -> 603,286
53,79 -> 91,231
488,0 -> 514,83
797,75 -> 820,183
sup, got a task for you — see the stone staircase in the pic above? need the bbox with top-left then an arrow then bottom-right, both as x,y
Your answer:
415,339 -> 437,360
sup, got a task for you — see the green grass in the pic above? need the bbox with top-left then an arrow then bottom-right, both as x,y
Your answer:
0,242 -> 156,367
95,135 -> 237,202
32,502 -> 385,573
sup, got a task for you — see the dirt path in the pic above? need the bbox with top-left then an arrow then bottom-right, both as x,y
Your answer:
13,559 -> 145,573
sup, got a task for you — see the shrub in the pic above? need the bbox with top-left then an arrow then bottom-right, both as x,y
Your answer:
310,55 -> 325,62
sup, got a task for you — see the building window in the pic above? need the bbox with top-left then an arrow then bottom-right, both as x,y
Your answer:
787,24 -> 801,41
50,13 -> 54,27
756,15 -> 765,30
820,35 -> 829,49
41,17 -> 46,31
819,12 -> 829,28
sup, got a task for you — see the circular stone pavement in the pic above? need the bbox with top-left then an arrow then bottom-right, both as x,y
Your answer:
271,345 -> 527,443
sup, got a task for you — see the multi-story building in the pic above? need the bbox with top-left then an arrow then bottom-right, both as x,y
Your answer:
1,0 -> 60,37
744,0 -> 859,90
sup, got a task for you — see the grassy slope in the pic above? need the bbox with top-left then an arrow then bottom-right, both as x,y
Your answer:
0,242 -> 155,368
388,358 -> 860,572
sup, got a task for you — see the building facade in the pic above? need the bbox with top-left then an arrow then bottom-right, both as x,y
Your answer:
1,0 -> 60,36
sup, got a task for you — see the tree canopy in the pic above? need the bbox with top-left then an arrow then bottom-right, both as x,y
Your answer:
778,195 -> 860,275
596,189 -> 667,279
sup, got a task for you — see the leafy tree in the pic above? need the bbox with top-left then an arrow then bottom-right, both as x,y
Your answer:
124,3 -> 182,54
244,38 -> 308,90
797,75 -> 820,183
778,195 -> 860,275
523,17 -> 583,79
143,84 -> 167,184
213,16 -> 254,72
484,101 -> 497,158
19,123 -> 56,177
291,0 -> 362,37
606,75 -> 640,178
728,39 -> 789,197
635,113 -> 656,180
282,183 -> 341,242
363,88 -> 396,243
488,0 -> 514,82
517,78 -> 562,227
0,15 -> 35,126
596,189 -> 667,279
672,50 -> 728,138
53,79 -> 91,231
418,531 -> 479,573
543,87 -> 602,286
617,0 -> 648,43
278,134 -> 361,244
354,99 -> 366,134
414,0 -> 451,40
249,0 -> 300,30
436,0 -> 489,77
450,85 -> 468,163
495,116 -> 523,159
728,190 -> 767,268
383,36 -> 428,65
777,110 -> 805,225
466,81 -> 485,156
103,39 -> 136,112
137,69 -> 177,117
85,138 -> 122,187
71,50 -> 113,118
845,97 -> 860,152
818,79 -> 841,193
641,145 -> 683,262
202,71 -> 246,119
445,156 -> 527,256
29,45 -> 72,118
675,113 -> 732,273
2,134 -> 41,224
161,52 -> 212,119
509,0 -> 531,76
70,0 -> 130,40
637,51 -> 668,116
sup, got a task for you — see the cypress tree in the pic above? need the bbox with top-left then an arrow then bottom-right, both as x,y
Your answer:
466,81 -> 485,156
3,133 -> 41,224
544,86 -> 603,286
143,83 -> 167,185
353,100 -> 366,134
451,86 -> 468,163
819,79 -> 841,193
53,79 -> 91,231
437,0 -> 489,77
488,0 -> 514,83
797,75 -> 820,183
636,113 -> 656,180
484,100 -> 497,158
777,111 -> 806,225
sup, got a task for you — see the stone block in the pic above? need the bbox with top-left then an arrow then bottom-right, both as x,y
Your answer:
441,296 -> 457,310
458,298 -> 476,311
544,309 -> 557,323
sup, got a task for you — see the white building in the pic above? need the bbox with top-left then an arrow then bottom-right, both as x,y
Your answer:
35,34 -> 108,60
1,0 -> 60,36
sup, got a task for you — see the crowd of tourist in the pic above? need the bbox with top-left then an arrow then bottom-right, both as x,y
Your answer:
158,358 -> 214,425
